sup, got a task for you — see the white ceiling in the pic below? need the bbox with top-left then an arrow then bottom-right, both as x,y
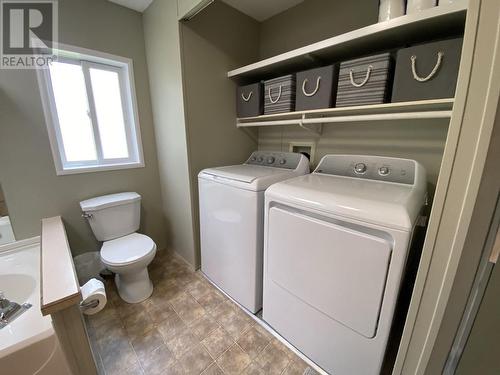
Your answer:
107,0 -> 304,20
221,0 -> 305,21
108,0 -> 153,12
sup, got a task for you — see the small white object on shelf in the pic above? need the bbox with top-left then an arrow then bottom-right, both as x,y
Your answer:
407,0 -> 437,15
379,0 -> 406,22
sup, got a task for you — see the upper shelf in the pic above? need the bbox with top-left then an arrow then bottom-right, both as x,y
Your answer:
228,1 -> 468,81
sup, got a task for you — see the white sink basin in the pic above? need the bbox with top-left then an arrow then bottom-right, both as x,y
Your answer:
0,274 -> 36,304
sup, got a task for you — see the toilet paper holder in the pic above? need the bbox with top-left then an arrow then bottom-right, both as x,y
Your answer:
80,299 -> 100,311
79,278 -> 107,315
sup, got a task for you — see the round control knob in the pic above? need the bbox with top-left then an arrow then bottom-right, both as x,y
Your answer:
257,156 -> 263,162
354,163 -> 367,174
379,166 -> 390,176
266,157 -> 275,164
279,159 -> 286,165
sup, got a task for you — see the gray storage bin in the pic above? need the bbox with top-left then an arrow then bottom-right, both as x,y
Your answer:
392,37 -> 463,102
264,74 -> 296,115
237,82 -> 263,118
296,65 -> 339,111
336,53 -> 392,107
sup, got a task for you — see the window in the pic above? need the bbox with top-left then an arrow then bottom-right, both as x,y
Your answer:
37,45 -> 144,175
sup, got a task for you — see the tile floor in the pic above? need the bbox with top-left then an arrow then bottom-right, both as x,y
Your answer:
85,251 -> 319,375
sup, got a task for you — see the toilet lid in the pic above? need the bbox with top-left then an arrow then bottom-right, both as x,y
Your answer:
101,233 -> 156,266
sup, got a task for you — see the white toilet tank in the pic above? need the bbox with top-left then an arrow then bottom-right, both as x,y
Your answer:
80,192 -> 141,241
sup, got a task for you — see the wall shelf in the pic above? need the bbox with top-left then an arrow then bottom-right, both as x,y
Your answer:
228,1 -> 467,82
236,99 -> 454,130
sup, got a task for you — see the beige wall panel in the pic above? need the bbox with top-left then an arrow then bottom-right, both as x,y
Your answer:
143,0 -> 197,265
180,1 -> 260,267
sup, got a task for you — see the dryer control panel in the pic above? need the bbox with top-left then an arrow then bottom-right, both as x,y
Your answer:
245,151 -> 304,170
314,155 -> 416,185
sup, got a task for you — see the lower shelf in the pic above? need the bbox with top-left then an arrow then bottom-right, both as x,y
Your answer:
236,98 -> 454,128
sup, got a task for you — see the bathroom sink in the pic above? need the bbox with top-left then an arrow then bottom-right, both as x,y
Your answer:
0,274 -> 34,329
0,274 -> 35,304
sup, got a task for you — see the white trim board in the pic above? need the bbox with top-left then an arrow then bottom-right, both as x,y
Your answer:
392,0 -> 500,373
0,236 -> 40,254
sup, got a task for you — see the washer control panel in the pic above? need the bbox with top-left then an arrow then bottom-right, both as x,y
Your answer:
315,155 -> 416,185
246,151 -> 303,169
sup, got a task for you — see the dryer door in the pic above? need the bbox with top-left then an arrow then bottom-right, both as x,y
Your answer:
266,206 -> 392,338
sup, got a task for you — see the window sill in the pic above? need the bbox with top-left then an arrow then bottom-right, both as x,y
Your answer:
56,161 -> 145,176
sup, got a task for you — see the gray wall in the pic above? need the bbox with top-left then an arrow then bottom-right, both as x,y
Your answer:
143,0 -> 197,266
180,1 -> 260,267
257,0 -> 447,192
258,120 -> 449,192
259,0 -> 379,58
0,186 -> 8,217
0,0 -> 166,255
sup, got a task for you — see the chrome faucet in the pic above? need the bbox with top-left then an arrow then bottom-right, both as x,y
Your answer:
0,291 -> 9,309
0,292 -> 16,323
0,291 -> 31,329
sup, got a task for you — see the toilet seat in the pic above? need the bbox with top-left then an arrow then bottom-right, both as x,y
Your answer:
101,233 -> 156,267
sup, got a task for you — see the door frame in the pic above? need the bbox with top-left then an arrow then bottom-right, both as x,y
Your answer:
392,0 -> 500,373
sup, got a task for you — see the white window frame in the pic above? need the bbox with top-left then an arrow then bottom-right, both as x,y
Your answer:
37,43 -> 145,175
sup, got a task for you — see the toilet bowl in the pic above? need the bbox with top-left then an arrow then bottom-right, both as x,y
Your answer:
80,192 -> 157,303
101,232 -> 157,303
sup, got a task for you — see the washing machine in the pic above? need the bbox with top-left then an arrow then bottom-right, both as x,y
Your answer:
263,154 -> 427,375
198,151 -> 309,313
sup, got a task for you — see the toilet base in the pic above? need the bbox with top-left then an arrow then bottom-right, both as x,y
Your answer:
115,268 -> 153,303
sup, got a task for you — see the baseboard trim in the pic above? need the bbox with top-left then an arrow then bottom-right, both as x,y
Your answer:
166,248 -> 197,272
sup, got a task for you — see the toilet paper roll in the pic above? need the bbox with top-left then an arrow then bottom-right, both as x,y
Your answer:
80,278 -> 107,315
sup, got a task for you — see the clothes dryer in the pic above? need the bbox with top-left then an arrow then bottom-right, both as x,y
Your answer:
263,155 -> 427,374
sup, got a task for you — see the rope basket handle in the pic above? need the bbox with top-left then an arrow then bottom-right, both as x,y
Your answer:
268,86 -> 282,104
241,91 -> 253,102
301,77 -> 322,97
411,51 -> 444,82
349,65 -> 373,87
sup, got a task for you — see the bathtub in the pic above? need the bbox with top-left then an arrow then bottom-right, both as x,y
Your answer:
0,216 -> 16,246
0,238 -> 71,375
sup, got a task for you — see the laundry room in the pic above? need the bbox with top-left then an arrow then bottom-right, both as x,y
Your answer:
1,1 -> 499,375
178,0 -> 454,267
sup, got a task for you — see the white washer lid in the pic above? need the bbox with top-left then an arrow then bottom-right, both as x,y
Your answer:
198,165 -> 301,191
200,165 -> 286,183
80,192 -> 141,212
101,233 -> 156,266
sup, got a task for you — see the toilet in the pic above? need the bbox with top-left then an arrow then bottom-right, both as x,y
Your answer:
80,192 -> 157,303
